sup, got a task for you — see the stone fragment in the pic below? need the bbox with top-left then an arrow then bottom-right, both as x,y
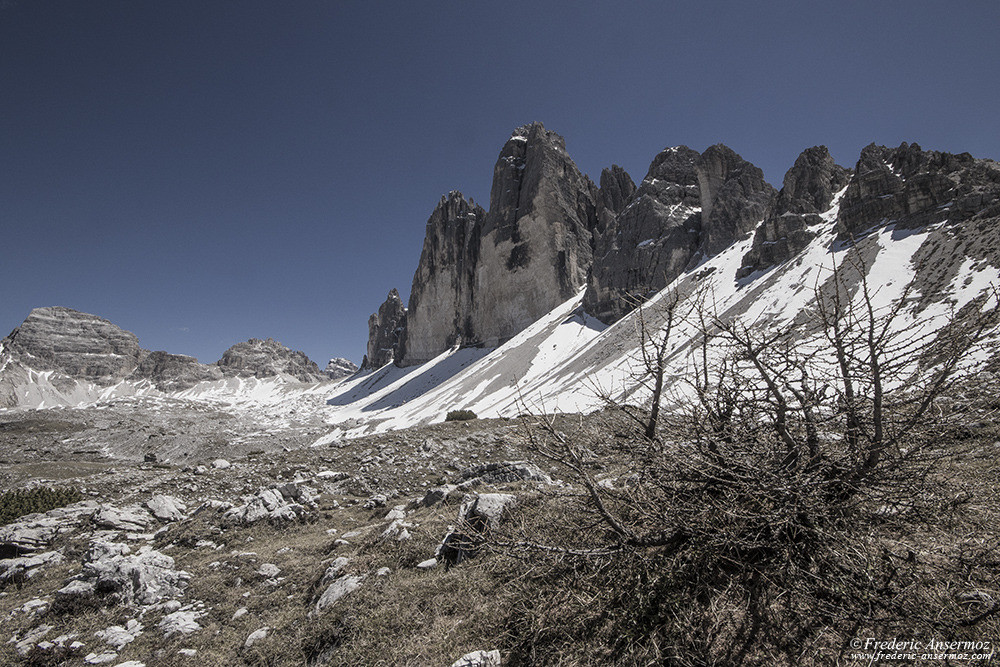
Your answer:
315,575 -> 364,613
450,649 -> 502,667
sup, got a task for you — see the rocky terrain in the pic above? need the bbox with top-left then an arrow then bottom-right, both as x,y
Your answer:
3,123 -> 1000,665
0,408 -> 572,666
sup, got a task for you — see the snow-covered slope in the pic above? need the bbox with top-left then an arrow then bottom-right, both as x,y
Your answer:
311,190 -> 1000,440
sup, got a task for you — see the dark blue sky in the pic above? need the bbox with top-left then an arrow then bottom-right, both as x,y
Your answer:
3,1 -> 998,366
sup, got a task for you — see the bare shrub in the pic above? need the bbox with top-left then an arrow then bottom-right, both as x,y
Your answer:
500,260 -> 1000,665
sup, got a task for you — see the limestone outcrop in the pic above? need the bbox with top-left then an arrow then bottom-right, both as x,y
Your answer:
0,307 -> 331,406
324,357 -> 358,380
837,142 -> 1000,238
2,307 -> 144,385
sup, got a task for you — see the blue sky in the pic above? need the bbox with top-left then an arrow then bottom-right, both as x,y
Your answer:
2,1 -> 998,366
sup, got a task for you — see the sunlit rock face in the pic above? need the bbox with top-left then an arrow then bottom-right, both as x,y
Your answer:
216,338 -> 326,382
470,122 -> 598,348
2,306 -> 144,385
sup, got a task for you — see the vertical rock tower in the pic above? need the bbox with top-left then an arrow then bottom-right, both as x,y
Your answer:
470,123 -> 598,348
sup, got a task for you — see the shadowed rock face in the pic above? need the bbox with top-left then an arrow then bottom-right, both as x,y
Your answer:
217,338 -> 326,383
584,144 -> 775,323
583,146 -> 703,323
837,142 -> 1000,238
363,289 -> 407,370
471,123 -> 598,348
738,146 -> 852,278
2,307 -> 144,385
404,192 -> 486,365
695,144 -> 776,256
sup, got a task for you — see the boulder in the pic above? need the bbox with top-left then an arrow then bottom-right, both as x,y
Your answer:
315,574 -> 364,613
94,505 -> 154,532
146,495 -> 187,522
61,542 -> 190,606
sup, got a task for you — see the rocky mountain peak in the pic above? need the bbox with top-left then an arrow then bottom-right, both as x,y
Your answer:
695,144 -> 777,256
837,142 -> 1000,238
737,146 -> 852,278
216,338 -> 326,383
378,123 -> 600,366
2,306 -> 144,386
363,289 -> 408,370
404,191 -> 485,365
472,123 -> 598,347
775,145 -> 853,215
324,357 -> 358,380
584,143 -> 773,323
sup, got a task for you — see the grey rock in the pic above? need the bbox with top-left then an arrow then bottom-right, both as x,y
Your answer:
695,144 -> 776,256
158,610 -> 204,636
586,144 -> 775,323
472,123 -> 598,348
83,651 -> 119,664
362,289 -> 408,370
65,542 -> 190,606
450,650 -> 502,667
14,624 -> 54,656
0,551 -> 63,584
216,338 -> 326,383
146,495 -> 187,522
417,484 -> 460,508
130,351 -> 222,391
404,191 -> 486,365
592,164 -> 637,260
437,493 -> 517,565
95,619 -> 143,649
324,357 -> 358,380
222,484 -> 315,525
456,460 -> 553,487
244,627 -> 270,649
738,146 -> 852,277
0,500 -> 100,554
257,563 -> 280,578
94,505 -> 154,532
315,574 -> 364,613
1,307 -> 144,386
837,142 -> 1000,238
584,146 -> 703,322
